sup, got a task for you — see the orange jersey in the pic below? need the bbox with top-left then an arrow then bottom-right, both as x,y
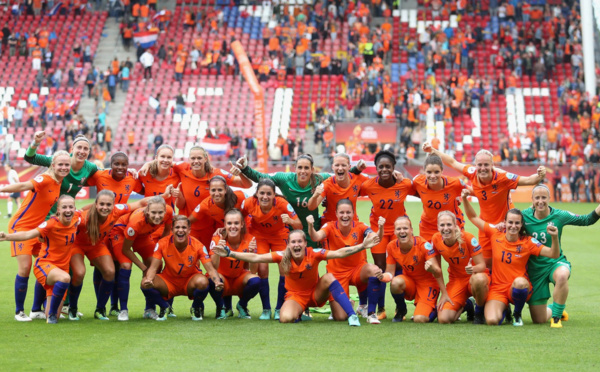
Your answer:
173,163 -> 235,216
87,170 -> 143,204
138,169 -> 180,207
320,173 -> 369,223
431,231 -> 482,280
111,206 -> 174,241
412,174 -> 466,232
271,247 -> 328,294
359,177 -> 413,235
210,233 -> 254,278
483,223 -> 543,287
36,211 -> 83,268
76,204 -> 131,246
321,221 -> 372,273
242,196 -> 298,239
153,235 -> 210,278
191,190 -> 245,229
9,174 -> 60,231
462,166 -> 519,223
385,236 -> 438,281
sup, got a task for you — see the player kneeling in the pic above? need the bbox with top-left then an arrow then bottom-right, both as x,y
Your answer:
211,229 -> 380,326
141,216 -> 223,321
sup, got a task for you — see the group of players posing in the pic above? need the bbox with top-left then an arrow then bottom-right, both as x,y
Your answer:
1,130 -> 596,327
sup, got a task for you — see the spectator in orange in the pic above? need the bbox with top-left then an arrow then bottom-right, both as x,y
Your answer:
127,130 -> 135,152
140,4 -> 150,23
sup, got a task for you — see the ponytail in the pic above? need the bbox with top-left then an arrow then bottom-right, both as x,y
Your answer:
211,176 -> 238,213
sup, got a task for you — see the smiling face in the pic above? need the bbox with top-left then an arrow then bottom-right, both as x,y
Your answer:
71,141 -> 90,164
437,214 -> 456,242
376,157 -> 394,181
155,147 -> 174,171
53,155 -> 72,179
256,184 -> 275,208
475,152 -> 494,181
295,158 -> 313,184
209,180 -> 226,204
288,231 -> 307,260
336,203 -> 354,227
505,212 -> 523,238
57,198 -> 76,224
172,219 -> 190,244
224,213 -> 244,239
532,187 -> 550,214
425,163 -> 443,187
111,154 -> 128,180
95,194 -> 115,219
394,218 -> 413,244
188,149 -> 207,172
332,156 -> 350,182
145,203 -> 166,225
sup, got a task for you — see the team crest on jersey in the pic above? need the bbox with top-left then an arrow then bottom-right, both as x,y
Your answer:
38,221 -> 48,228
80,177 -> 86,185
506,173 -> 517,181
188,256 -> 194,265
273,215 -> 278,222
467,167 -> 476,174
395,190 -> 400,198
516,245 -> 522,253
305,263 -> 313,271
127,227 -> 135,237
413,255 -> 419,264
471,237 -> 479,247
443,193 -> 450,202
353,185 -> 358,193
34,175 -> 44,183
492,184 -> 498,192
125,184 -> 131,192
352,232 -> 358,241
154,243 -> 159,252
458,246 -> 465,256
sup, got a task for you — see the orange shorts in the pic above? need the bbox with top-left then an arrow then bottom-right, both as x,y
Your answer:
9,228 -> 41,257
487,282 -> 533,306
72,241 -> 111,261
371,234 -> 393,255
222,272 -> 250,297
256,237 -> 287,254
397,274 -> 439,317
478,231 -> 492,260
157,273 -> 200,300
109,234 -> 155,265
286,289 -> 326,310
329,264 -> 368,299
443,272 -> 492,311
33,259 -> 69,297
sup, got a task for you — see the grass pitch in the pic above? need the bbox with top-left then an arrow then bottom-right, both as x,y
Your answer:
0,199 -> 599,371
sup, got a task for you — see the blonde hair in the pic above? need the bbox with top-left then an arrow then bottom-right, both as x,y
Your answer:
45,150 -> 71,182
280,230 -> 306,275
189,146 -> 214,173
437,211 -> 464,245
87,190 -> 115,245
149,144 -> 175,178
475,149 -> 494,162
144,196 -> 167,220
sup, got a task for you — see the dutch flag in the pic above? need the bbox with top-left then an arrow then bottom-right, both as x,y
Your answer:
133,30 -> 159,49
201,138 -> 230,156
48,2 -> 64,16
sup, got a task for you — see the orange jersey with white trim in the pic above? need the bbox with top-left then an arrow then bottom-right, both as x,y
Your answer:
271,247 -> 328,293
112,206 -> 174,240
385,236 -> 438,281
320,173 -> 369,223
411,174 -> 466,232
321,221 -> 371,273
483,223 -> 543,287
173,163 -> 235,216
87,170 -> 143,204
462,165 -> 520,223
76,204 -> 131,246
209,233 -> 255,278
139,169 -> 180,207
36,211 -> 83,268
242,196 -> 298,239
431,231 -> 482,280
153,235 -> 210,278
359,177 -> 412,235
191,191 -> 245,229
9,174 -> 60,231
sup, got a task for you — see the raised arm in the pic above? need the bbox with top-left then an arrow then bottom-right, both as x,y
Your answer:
538,224 -> 560,259
0,180 -> 35,194
228,162 -> 254,188
236,156 -> 280,184
423,142 -> 467,173
24,131 -> 52,166
0,229 -> 41,242
462,189 -> 485,231
324,233 -> 380,260
517,165 -> 546,186
306,215 -> 327,242
281,213 -> 303,230
307,183 -> 325,211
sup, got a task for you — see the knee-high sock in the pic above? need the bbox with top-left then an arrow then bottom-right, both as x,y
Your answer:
392,293 -> 407,315
110,269 -> 119,308
141,288 -> 170,309
358,289 -> 367,306
240,277 -> 260,308
167,298 -> 174,307
259,278 -> 271,310
32,281 -> 47,312
367,277 -> 381,314
69,284 -> 83,310
275,276 -> 286,310
511,288 -> 529,316
551,302 -> 566,319
14,275 -> 28,313
117,269 -> 131,311
208,279 -> 224,309
329,280 -> 356,316
223,296 -> 232,310
96,280 -> 114,310
192,288 -> 209,309
93,268 -> 102,299
48,282 -> 69,317
378,282 -> 386,310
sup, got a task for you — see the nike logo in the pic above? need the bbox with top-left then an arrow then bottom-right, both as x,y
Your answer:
495,239 -> 502,243
371,192 -> 379,195
166,254 -> 173,257
101,183 -> 109,186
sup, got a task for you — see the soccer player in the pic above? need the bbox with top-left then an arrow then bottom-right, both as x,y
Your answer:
4,163 -> 21,219
307,153 -> 370,225
211,229 -> 381,326
0,195 -> 81,324
307,199 -> 385,324
188,176 -> 246,247
431,211 -> 489,324
380,216 -> 448,323
208,210 -> 261,319
422,143 -> 546,267
108,196 -> 174,321
0,150 -> 70,321
138,144 -> 180,208
412,154 -> 466,241
141,216 -> 223,321
358,150 -> 413,320
87,152 -> 143,204
235,153 -> 364,248
240,179 -> 302,320
523,184 -> 600,328
462,189 -> 560,326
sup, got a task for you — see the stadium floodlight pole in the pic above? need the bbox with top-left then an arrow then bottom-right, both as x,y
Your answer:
231,40 -> 269,173
581,0 -> 597,97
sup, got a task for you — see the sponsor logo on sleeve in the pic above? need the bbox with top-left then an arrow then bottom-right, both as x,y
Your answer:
127,227 -> 135,237
34,176 -> 44,183
506,173 -> 518,181
154,243 -> 159,252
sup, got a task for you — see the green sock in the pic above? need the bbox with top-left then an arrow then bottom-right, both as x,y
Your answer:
551,303 -> 565,319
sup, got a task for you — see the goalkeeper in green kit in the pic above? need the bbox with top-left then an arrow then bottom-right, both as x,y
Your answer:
522,184 -> 600,328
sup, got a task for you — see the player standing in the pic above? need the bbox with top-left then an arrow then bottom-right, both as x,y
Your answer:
4,163 -> 21,219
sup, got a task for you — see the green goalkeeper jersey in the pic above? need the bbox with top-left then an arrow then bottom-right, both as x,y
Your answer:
522,206 -> 599,273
